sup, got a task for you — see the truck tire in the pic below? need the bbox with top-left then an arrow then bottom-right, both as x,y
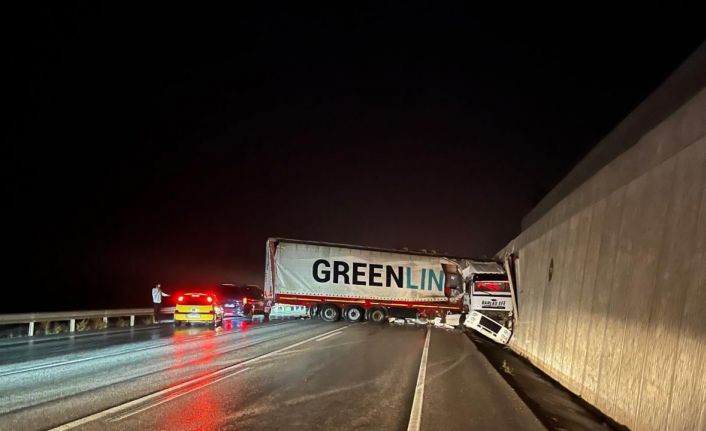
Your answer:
320,304 -> 340,322
344,306 -> 364,323
368,307 -> 387,324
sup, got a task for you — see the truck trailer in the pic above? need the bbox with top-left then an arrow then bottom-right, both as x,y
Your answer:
264,238 -> 515,340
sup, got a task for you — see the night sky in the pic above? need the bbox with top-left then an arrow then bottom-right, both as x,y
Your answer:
5,5 -> 705,312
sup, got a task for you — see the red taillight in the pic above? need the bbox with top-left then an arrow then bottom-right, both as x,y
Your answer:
207,296 -> 213,303
178,296 -> 184,302
243,297 -> 248,305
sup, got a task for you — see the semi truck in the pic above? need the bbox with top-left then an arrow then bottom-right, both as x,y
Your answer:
461,261 -> 515,344
263,238 -> 515,343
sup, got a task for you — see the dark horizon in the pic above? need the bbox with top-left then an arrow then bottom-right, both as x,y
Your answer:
5,5 -> 705,312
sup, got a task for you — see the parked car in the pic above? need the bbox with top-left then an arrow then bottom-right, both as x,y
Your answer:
174,292 -> 224,328
217,284 -> 268,318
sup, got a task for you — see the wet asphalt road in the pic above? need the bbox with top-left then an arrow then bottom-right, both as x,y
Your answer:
0,318 -> 543,430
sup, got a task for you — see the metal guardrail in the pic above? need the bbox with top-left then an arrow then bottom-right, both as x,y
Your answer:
0,307 -> 176,336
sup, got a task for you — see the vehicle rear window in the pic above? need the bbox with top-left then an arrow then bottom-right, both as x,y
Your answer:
473,273 -> 508,282
182,294 -> 216,305
218,285 -> 263,299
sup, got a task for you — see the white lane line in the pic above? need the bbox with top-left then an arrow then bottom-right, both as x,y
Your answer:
315,331 -> 343,342
48,324 -> 349,431
108,368 -> 250,422
407,328 -> 431,431
0,344 -> 171,377
0,320 -> 296,377
0,356 -> 104,377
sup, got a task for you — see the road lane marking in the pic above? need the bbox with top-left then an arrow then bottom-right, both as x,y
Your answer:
407,328 -> 431,431
315,331 -> 343,342
0,345 -> 174,378
0,320 -> 297,377
108,368 -> 250,422
48,324 -> 350,430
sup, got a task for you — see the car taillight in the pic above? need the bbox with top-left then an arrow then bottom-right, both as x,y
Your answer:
178,296 -> 184,302
207,296 -> 213,303
243,297 -> 248,305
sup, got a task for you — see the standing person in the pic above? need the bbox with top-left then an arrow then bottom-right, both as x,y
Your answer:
152,283 -> 170,323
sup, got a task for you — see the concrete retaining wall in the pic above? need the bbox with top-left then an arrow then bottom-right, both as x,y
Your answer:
499,49 -> 706,430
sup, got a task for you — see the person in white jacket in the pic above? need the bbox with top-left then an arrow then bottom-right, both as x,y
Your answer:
152,284 -> 170,323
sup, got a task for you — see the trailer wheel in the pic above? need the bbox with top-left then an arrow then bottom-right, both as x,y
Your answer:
368,307 -> 387,324
320,304 -> 340,322
344,306 -> 364,323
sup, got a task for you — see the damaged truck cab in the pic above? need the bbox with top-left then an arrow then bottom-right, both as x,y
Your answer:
443,259 -> 516,344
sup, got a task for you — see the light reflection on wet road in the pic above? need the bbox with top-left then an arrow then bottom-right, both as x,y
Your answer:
0,319 -> 546,431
